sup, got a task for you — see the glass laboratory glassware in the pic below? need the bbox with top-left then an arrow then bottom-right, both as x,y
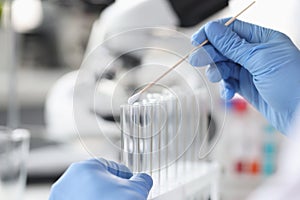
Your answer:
121,88 -> 211,198
0,127 -> 30,200
121,100 -> 166,174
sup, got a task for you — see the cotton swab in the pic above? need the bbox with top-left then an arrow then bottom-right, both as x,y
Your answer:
128,1 -> 256,104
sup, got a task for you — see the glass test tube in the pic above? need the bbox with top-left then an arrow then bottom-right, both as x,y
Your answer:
165,95 -> 178,179
146,94 -> 162,186
179,94 -> 186,172
157,95 -> 171,185
121,88 -> 208,195
139,102 -> 152,174
132,105 -> 140,172
121,105 -> 134,171
121,103 -> 153,173
176,92 -> 187,174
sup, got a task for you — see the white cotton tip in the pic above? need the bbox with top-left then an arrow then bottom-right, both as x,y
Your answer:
128,93 -> 141,104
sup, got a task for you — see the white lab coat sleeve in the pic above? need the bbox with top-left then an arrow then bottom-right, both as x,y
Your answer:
246,106 -> 300,200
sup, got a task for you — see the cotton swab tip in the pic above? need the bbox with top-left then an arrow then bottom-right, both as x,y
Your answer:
128,93 -> 141,104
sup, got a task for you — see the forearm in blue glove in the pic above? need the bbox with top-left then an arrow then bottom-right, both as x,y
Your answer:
189,18 -> 300,134
49,158 -> 153,200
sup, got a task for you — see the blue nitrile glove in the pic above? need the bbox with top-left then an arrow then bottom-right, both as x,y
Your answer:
49,158 -> 153,200
189,18 -> 300,134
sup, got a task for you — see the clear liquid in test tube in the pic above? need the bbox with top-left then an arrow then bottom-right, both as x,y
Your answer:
131,104 -> 140,172
164,94 -> 178,179
139,103 -> 152,174
121,103 -> 150,173
147,96 -> 162,186
121,105 -> 134,170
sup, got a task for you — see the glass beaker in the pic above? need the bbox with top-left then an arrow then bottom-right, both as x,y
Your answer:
0,127 -> 30,200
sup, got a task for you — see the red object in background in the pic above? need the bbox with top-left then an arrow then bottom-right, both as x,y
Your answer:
232,98 -> 248,113
250,160 -> 261,175
235,161 -> 244,173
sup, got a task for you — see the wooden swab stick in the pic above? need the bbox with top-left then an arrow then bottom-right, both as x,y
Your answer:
128,1 -> 256,104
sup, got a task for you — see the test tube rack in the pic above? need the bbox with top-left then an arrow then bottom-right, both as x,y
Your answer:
121,89 -> 220,199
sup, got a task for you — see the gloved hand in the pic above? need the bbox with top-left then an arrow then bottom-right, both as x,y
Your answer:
189,18 -> 300,134
49,158 -> 153,200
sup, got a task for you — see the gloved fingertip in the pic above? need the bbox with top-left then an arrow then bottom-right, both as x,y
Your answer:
115,164 -> 133,179
98,158 -> 133,179
130,173 -> 153,192
205,21 -> 227,38
206,65 -> 222,82
191,27 -> 207,46
222,88 -> 235,100
191,39 -> 200,46
189,46 -> 215,67
188,53 -> 199,66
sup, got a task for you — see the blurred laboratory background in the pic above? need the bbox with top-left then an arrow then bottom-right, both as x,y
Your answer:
0,0 -> 299,199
